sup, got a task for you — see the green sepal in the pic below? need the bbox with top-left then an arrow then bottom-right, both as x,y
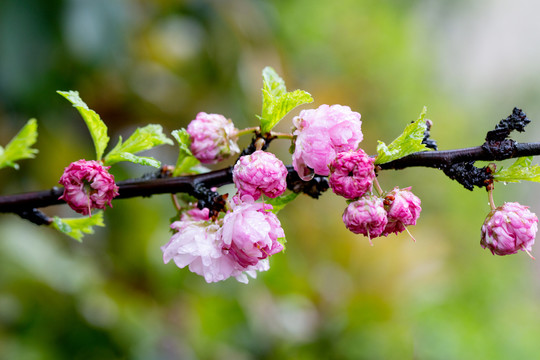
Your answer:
493,156 -> 540,183
277,236 -> 287,252
57,91 -> 109,161
50,212 -> 105,242
375,106 -> 431,165
265,192 -> 299,214
0,118 -> 38,170
258,67 -> 313,134
171,129 -> 204,176
103,124 -> 173,168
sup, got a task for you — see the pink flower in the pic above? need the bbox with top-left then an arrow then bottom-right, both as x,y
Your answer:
343,195 -> 388,240
233,150 -> 288,200
186,112 -> 240,164
292,105 -> 362,180
382,187 -> 422,236
481,202 -> 538,256
329,149 -> 375,199
58,159 -> 119,215
162,220 -> 238,283
219,200 -> 285,269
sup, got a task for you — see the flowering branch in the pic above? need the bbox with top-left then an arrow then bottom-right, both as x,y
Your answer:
2,67 -> 539,283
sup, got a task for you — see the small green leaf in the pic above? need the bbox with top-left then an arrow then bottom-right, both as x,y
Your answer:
171,129 -> 203,176
265,191 -> 299,214
58,90 -> 109,161
493,156 -> 540,183
259,67 -> 313,134
103,124 -> 173,168
0,118 -> 38,170
375,106 -> 431,165
50,212 -> 105,242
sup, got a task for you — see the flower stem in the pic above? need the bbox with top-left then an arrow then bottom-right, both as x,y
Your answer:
487,185 -> 496,210
523,247 -> 535,260
270,131 -> 294,140
373,177 -> 384,196
171,194 -> 181,212
404,226 -> 417,243
254,138 -> 265,151
236,127 -> 260,137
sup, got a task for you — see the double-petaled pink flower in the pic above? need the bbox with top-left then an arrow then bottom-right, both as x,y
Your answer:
186,112 -> 240,164
382,187 -> 422,236
481,202 -> 538,256
219,200 -> 284,269
58,159 -> 119,215
162,198 -> 285,283
343,195 -> 388,240
329,149 -> 375,200
233,150 -> 288,200
292,104 -> 363,180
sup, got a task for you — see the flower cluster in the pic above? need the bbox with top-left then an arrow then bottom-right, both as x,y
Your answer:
343,187 -> 422,242
290,104 -> 422,243
161,199 -> 285,283
58,159 -> 119,215
161,108 -> 291,283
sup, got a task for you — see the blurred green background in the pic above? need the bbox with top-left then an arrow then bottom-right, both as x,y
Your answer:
2,0 -> 540,359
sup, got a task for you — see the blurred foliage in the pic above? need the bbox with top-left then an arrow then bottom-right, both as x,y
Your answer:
2,0 -> 540,359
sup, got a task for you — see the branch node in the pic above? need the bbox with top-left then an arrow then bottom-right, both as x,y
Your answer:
440,161 -> 492,191
193,183 -> 227,218
485,107 -> 530,142
286,172 -> 329,199
482,139 -> 517,160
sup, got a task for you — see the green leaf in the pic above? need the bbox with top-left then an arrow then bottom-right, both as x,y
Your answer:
375,106 -> 431,165
103,124 -> 173,168
58,90 -> 109,161
259,67 -> 313,134
0,118 -> 38,170
493,156 -> 540,183
171,129 -> 203,176
105,151 -> 161,168
265,191 -> 299,214
50,212 -> 105,242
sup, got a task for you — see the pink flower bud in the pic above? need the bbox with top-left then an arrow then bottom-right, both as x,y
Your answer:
382,187 -> 422,236
58,159 -> 119,215
186,112 -> 240,164
481,202 -> 538,256
329,149 -> 375,199
292,104 -> 362,180
343,195 -> 387,239
233,150 -> 288,200
219,200 -> 285,269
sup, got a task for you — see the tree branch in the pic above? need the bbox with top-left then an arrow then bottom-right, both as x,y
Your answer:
2,141 -> 540,215
377,142 -> 540,170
